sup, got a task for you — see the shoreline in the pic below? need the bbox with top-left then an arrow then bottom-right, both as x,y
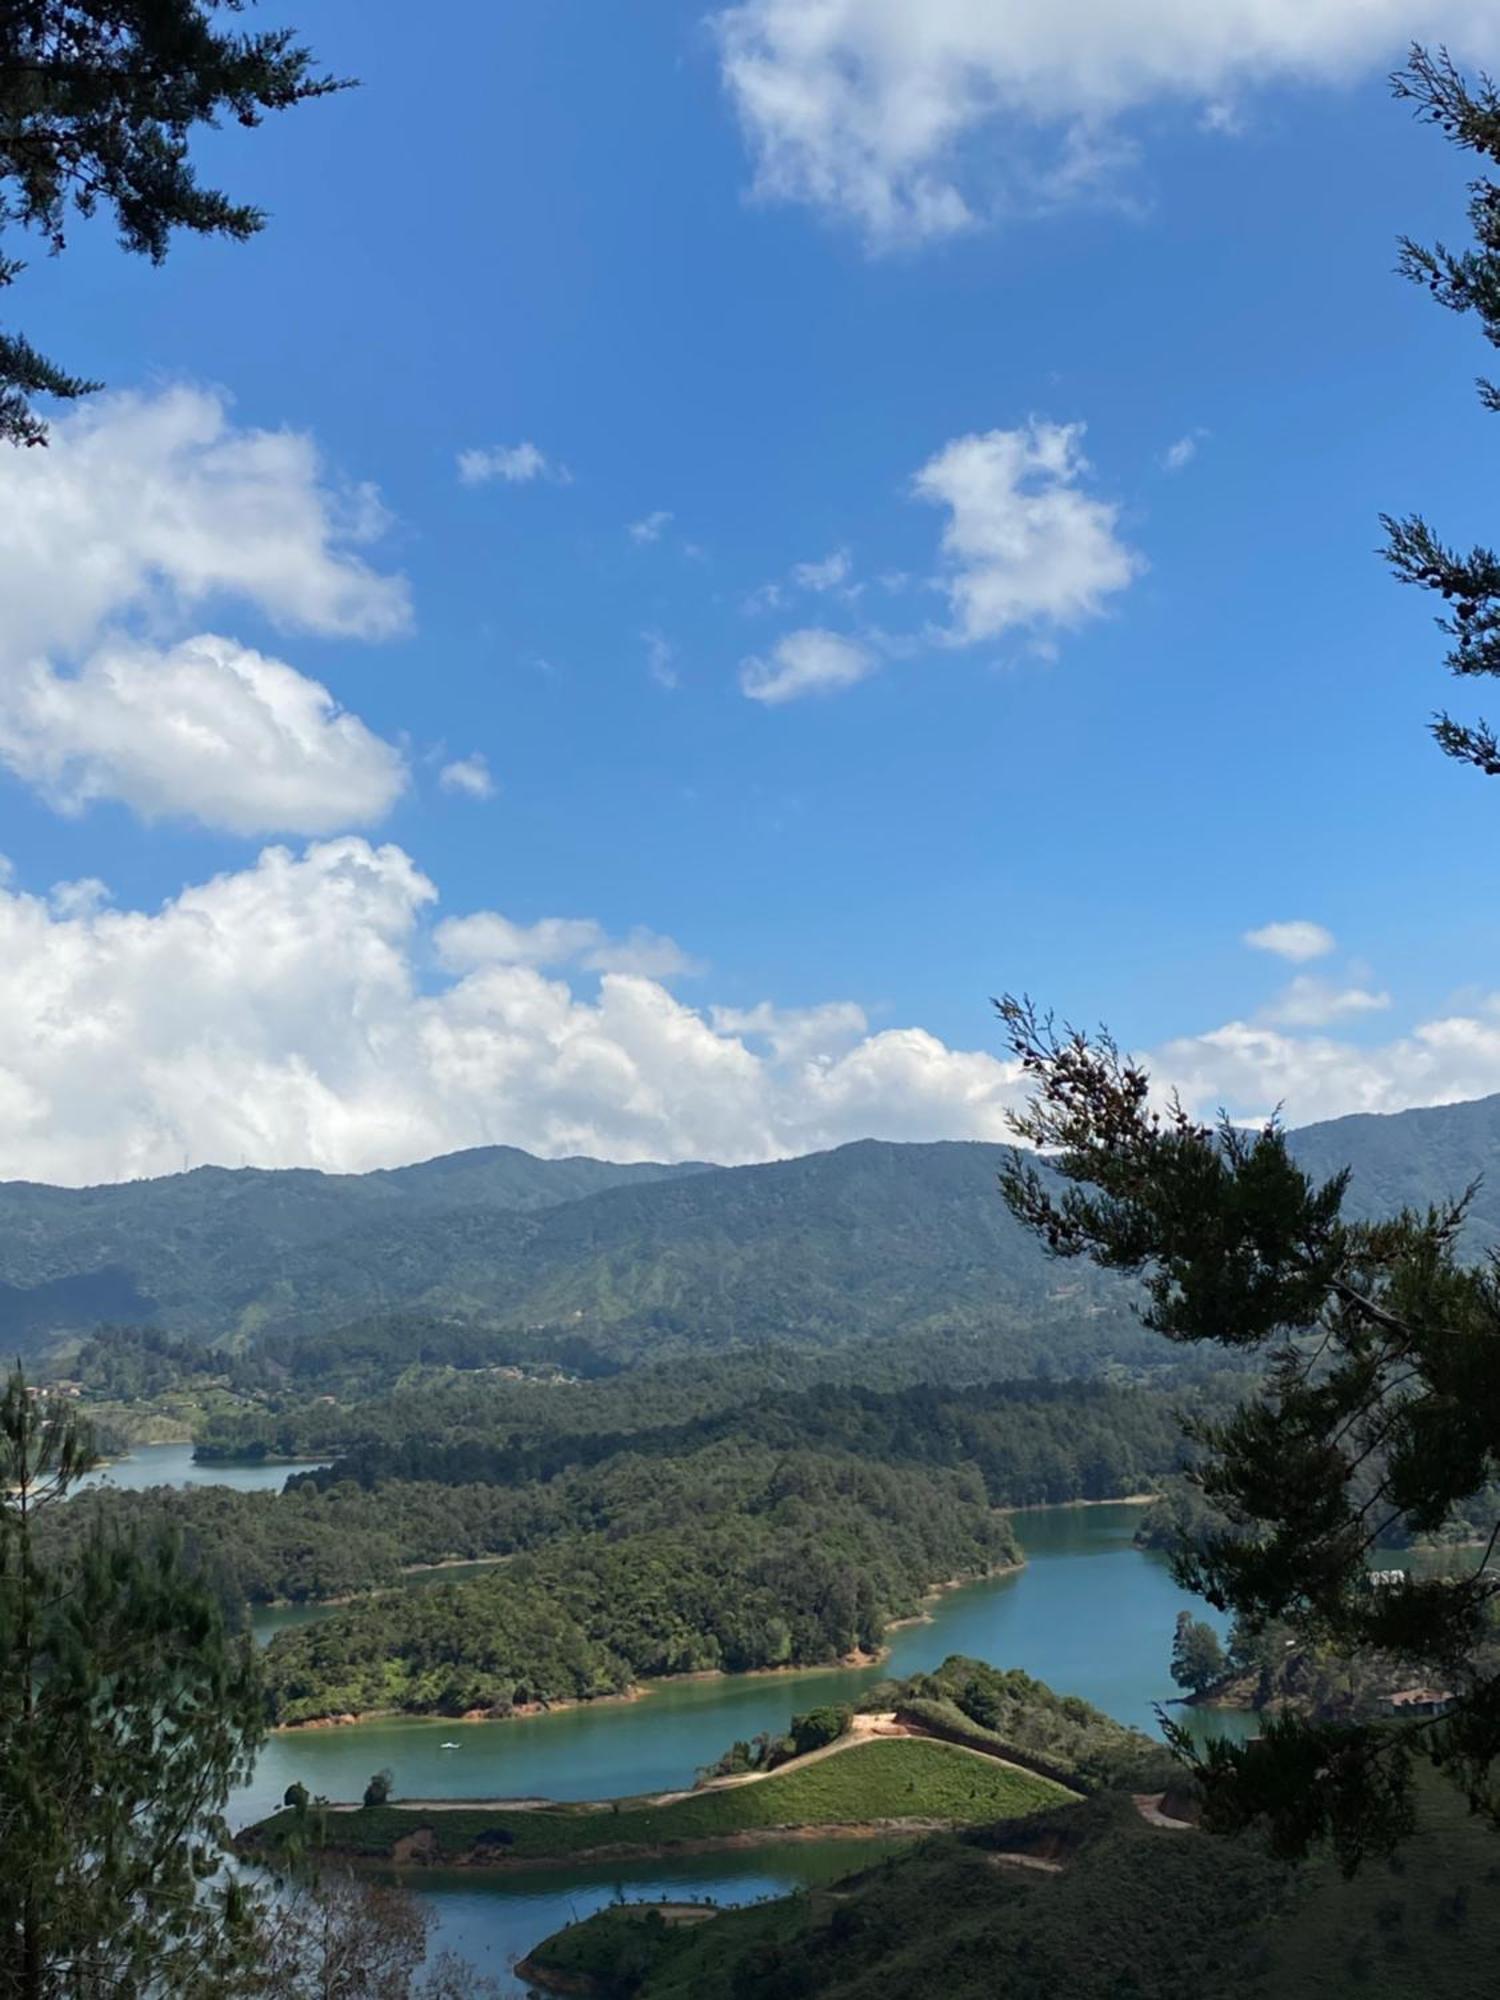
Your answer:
262,1817 -> 947,1874
1006,1492 -> 1159,1514
276,1686 -> 649,1733
254,1552 -> 513,1614
271,1560 -> 1025,1732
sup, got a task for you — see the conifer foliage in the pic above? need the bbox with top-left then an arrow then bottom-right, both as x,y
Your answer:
0,2 -> 342,444
996,996 -> 1500,1869
0,1367 -> 265,1999
1384,48 -> 1500,773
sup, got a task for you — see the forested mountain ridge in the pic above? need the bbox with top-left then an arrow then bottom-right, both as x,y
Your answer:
7,1094 -> 1500,1354
1285,1092 -> 1500,1249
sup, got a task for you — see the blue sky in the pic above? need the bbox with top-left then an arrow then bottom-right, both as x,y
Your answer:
3,0 -> 1500,1181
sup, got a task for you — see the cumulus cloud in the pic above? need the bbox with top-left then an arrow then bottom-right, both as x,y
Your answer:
458,442 -> 571,486
913,421 -> 1142,644
0,386 -> 409,656
5,840 -> 1500,1183
740,628 -> 876,704
1260,977 -> 1391,1029
714,1 -> 1500,243
438,754 -> 497,801
434,911 -> 699,980
1244,919 -> 1336,963
0,388 -> 410,835
0,638 -> 407,835
628,509 -> 674,544
1156,1010 -> 1500,1132
0,840 -> 1026,1181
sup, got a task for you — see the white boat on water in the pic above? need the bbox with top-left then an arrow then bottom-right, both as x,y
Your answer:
439,1741 -> 460,1750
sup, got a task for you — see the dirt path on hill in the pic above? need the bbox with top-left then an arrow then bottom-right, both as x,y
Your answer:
363,1712 -> 1080,1815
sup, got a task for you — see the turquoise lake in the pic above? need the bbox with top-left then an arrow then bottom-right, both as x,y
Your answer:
87,1448 -> 1249,1995
76,1441 -> 330,1493
235,1499 -> 1250,1994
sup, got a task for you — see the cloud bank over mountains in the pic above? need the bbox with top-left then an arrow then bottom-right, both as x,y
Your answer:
0,847 -> 1494,1185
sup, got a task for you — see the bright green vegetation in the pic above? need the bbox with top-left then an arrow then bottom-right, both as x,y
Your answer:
526,1771 -> 1500,2000
259,1448 -> 1019,1720
698,1659 -> 1175,1799
698,1705 -> 855,1782
249,1738 -> 1070,1866
861,1655 -> 1178,1793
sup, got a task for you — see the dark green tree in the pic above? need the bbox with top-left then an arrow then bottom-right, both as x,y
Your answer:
361,1768 -> 393,1809
1383,47 -> 1500,771
996,996 -> 1500,1869
0,2 -> 344,445
1169,1611 -> 1226,1697
0,1365 -> 267,1998
991,47 -> 1500,1874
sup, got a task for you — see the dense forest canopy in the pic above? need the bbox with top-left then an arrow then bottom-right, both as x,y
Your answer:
13,1099 -> 1500,1360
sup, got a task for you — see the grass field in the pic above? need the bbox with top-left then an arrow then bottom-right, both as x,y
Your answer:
248,1738 -> 1071,1866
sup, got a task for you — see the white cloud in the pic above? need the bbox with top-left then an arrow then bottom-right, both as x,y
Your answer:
7,840 -> 1500,1184
740,628 -> 876,704
629,510 -> 674,544
1260,976 -> 1391,1029
0,386 -> 409,655
714,1 -> 1500,243
1153,1010 -> 1500,1132
0,388 -> 410,835
0,841 -> 1025,1181
438,754 -> 497,801
712,999 -> 870,1063
1161,430 -> 1207,473
913,421 -> 1142,644
1244,919 -> 1336,963
434,911 -> 699,980
792,547 -> 854,592
458,442 -> 571,487
641,629 -> 680,690
0,637 -> 407,835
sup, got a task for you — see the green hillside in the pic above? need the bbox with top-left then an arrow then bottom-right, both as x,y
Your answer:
527,1772 -> 1500,2000
7,1095 -> 1500,1356
247,1736 -> 1069,1868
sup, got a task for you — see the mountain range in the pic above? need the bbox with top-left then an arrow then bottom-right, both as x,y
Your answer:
5,1093 -> 1500,1361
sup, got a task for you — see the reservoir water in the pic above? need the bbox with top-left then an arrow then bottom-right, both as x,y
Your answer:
76,1441 -> 330,1493
235,1501 -> 1249,1994
89,1450 -> 1245,1993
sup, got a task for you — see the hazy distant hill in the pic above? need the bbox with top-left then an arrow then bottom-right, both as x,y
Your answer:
1286,1093 -> 1500,1250
0,1150 -> 708,1349
4,1094 -> 1500,1358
